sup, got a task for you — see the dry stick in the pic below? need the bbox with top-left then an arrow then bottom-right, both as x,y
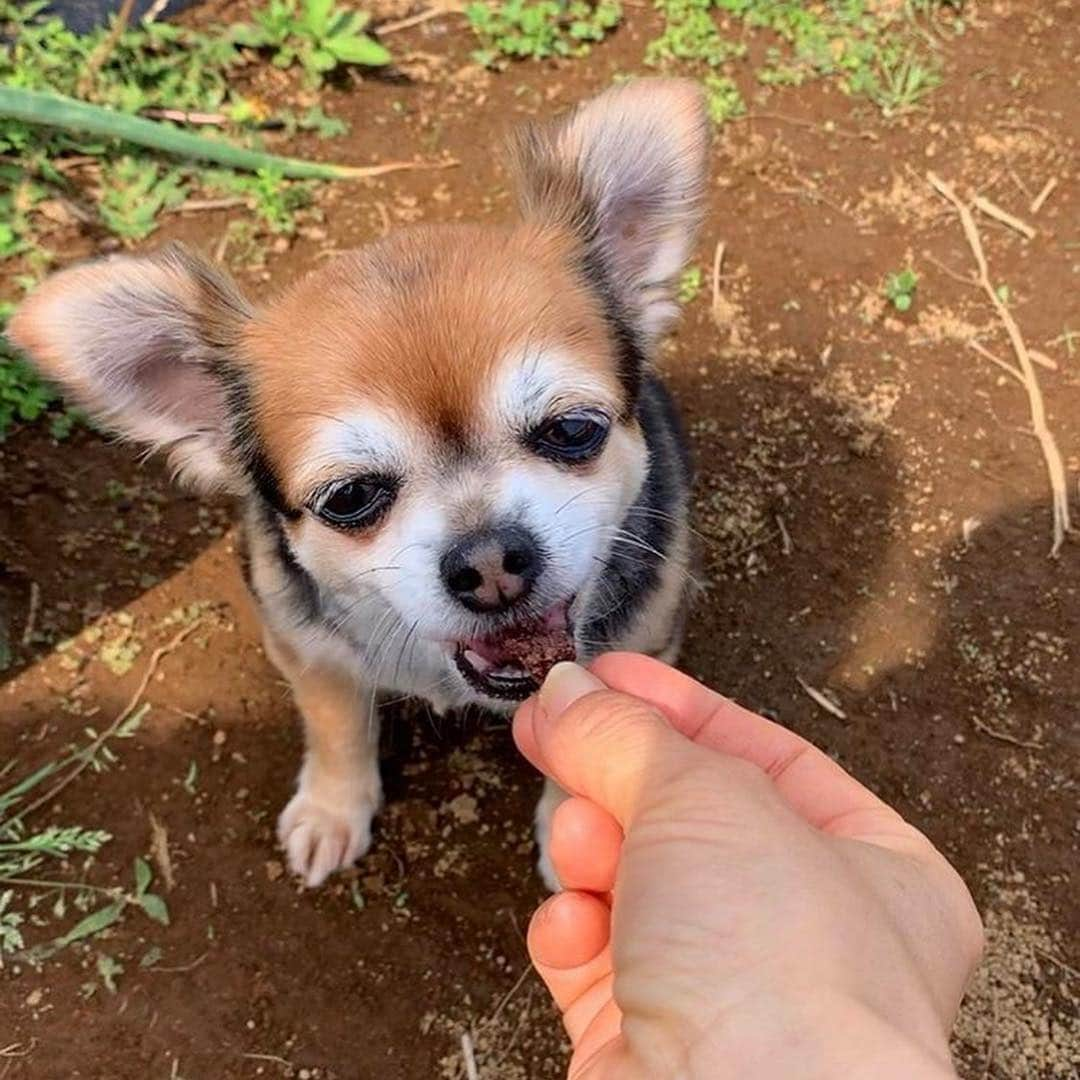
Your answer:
378,4 -> 463,34
143,0 -> 172,22
141,108 -> 227,126
77,0 -> 137,99
971,716 -> 1043,750
796,676 -> 847,720
149,812 -> 175,891
928,171 -> 1071,556
20,621 -> 203,821
1030,177 -> 1058,215
460,1032 -> 479,1080
972,194 -> 1036,240
169,197 -> 249,214
775,514 -> 793,555
153,951 -> 209,974
1032,945 -> 1080,982
925,252 -> 977,288
710,239 -> 726,326
970,339 -> 1024,385
20,581 -> 40,648
1028,348 -> 1058,371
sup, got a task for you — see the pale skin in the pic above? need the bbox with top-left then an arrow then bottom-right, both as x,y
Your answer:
514,657 -> 985,1080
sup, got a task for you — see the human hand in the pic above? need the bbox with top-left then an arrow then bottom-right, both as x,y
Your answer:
514,656 -> 983,1080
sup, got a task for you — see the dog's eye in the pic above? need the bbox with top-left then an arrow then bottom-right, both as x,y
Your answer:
315,478 -> 396,528
531,413 -> 610,463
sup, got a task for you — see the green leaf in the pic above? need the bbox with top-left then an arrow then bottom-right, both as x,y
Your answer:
326,34 -> 391,66
304,0 -> 334,36
134,856 -> 152,896
58,901 -> 123,946
139,892 -> 170,926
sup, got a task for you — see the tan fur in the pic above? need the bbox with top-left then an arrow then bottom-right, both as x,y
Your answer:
265,629 -> 383,883
239,223 -> 621,500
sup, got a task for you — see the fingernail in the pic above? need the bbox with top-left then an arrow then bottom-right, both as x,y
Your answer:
540,662 -> 605,718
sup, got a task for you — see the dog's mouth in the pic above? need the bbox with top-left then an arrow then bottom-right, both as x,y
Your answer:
452,601 -> 576,702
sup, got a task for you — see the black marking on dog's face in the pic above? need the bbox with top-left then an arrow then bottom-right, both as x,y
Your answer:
579,240 -> 648,411
580,374 -> 690,646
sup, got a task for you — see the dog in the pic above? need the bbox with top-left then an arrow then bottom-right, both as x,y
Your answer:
8,78 -> 708,890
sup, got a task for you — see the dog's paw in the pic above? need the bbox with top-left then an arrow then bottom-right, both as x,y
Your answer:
277,783 -> 379,888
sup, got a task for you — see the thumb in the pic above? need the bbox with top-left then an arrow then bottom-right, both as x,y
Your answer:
521,662 -> 706,829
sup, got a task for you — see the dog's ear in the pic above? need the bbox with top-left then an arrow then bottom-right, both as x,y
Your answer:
510,78 -> 709,344
7,243 -> 252,491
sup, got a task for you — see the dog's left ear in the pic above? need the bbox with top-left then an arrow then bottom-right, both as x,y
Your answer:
510,78 -> 709,344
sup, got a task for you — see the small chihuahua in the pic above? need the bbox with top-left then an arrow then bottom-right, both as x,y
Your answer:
9,79 -> 707,889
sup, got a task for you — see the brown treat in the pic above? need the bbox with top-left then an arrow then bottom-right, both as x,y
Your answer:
497,623 -> 576,684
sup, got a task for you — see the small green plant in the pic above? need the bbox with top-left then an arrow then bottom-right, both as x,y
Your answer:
466,0 -> 621,67
1,299 -> 79,440
205,167 -> 316,234
97,157 -> 188,241
0,703 -> 170,965
678,265 -> 704,303
234,0 -> 390,86
702,72 -> 745,122
646,0 -> 747,125
884,267 -> 918,312
644,0 -> 944,120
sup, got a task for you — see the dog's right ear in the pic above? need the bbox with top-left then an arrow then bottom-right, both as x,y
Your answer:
7,244 -> 252,492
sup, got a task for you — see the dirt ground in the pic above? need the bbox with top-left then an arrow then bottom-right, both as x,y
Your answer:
2,2 -> 1079,1077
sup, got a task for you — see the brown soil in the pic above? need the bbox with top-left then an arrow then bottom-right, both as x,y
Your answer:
2,3 -> 1079,1078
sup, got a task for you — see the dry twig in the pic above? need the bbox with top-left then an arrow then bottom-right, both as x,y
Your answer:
20,581 -> 40,648
460,1032 -> 479,1080
971,716 -> 1043,750
796,677 -> 847,720
378,3 -> 464,34
141,109 -> 227,126
77,0 -> 137,98
149,812 -> 175,891
928,171 -> 1071,556
1029,177 -> 1058,215
972,194 -> 1036,239
969,339 -> 1024,385
710,239 -> 726,327
775,514 -> 793,555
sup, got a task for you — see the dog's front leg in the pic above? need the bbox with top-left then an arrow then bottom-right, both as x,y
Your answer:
266,632 -> 382,887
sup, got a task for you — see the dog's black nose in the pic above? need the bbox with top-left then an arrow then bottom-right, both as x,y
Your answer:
440,525 -> 543,613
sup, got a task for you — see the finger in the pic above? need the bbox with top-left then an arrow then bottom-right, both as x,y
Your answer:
528,891 -> 613,1030
587,654 -> 907,836
531,663 -> 702,829
550,797 -> 623,894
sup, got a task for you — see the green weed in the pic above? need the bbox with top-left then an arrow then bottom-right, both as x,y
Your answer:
884,267 -> 918,312
647,0 -> 943,121
233,0 -> 390,87
1,296 -> 81,440
205,167 -> 317,234
466,0 -> 621,67
0,704 -> 171,966
678,265 -> 704,303
97,157 -> 188,240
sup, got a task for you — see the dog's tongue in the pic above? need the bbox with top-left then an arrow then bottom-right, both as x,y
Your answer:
466,604 -> 575,683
